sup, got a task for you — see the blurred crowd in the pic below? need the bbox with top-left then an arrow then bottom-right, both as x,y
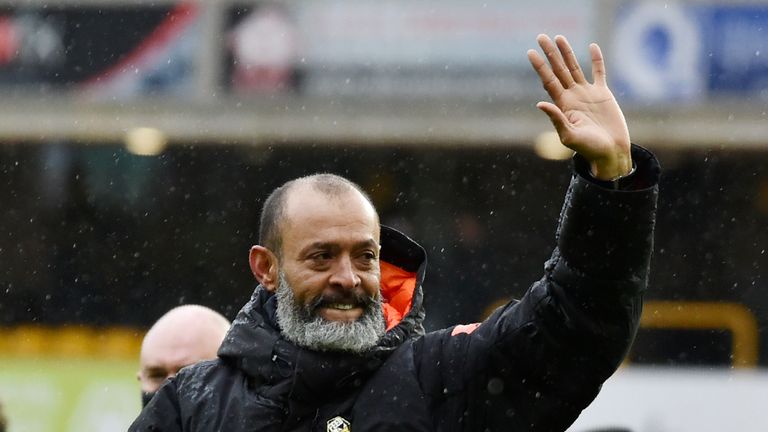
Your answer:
1,142 -> 767,365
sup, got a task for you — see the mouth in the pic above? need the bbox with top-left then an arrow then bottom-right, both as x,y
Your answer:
310,293 -> 372,322
318,303 -> 364,322
308,291 -> 372,313
324,303 -> 356,310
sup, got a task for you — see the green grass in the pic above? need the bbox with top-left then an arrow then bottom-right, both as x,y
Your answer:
0,357 -> 141,432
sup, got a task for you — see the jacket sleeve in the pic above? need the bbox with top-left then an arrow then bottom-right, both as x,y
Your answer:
127,378 -> 183,432
415,144 -> 660,431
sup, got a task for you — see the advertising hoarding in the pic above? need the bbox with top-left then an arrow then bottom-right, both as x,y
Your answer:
613,2 -> 768,103
225,0 -> 596,99
0,3 -> 200,99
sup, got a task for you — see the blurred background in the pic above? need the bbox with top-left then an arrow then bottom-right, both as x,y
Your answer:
0,0 -> 767,430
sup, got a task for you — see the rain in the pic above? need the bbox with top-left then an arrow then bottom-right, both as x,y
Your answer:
0,0 -> 767,431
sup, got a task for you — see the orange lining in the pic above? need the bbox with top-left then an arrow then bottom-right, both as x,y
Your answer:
380,261 -> 417,330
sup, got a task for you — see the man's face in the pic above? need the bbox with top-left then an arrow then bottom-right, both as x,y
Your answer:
137,307 -> 228,406
138,346 -> 196,407
138,326 -> 222,394
138,344 -> 200,394
274,185 -> 385,351
279,185 -> 382,322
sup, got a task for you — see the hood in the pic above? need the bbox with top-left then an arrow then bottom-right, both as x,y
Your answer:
216,225 -> 426,403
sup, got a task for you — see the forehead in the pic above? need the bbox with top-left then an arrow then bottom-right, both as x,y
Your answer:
140,320 -> 221,367
140,335 -> 194,368
281,184 -> 379,250
141,335 -> 216,371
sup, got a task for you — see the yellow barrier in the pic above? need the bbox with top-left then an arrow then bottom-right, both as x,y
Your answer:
0,325 -> 144,359
641,301 -> 759,368
482,298 -> 759,368
0,301 -> 761,368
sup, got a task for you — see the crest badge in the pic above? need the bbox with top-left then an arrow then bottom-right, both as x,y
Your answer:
326,416 -> 351,432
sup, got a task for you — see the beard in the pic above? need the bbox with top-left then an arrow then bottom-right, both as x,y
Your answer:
274,271 -> 386,353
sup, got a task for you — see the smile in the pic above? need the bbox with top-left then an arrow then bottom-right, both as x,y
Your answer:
325,303 -> 356,310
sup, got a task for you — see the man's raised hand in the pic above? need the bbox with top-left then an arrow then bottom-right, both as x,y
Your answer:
527,34 -> 632,181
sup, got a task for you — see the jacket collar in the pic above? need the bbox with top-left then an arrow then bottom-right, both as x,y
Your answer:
217,225 -> 426,402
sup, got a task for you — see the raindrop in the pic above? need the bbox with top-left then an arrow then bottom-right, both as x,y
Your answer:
486,378 -> 504,395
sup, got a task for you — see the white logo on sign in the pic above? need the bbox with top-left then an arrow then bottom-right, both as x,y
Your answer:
613,3 -> 702,101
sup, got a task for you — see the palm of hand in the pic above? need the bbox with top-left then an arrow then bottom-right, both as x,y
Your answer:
556,84 -> 630,162
528,34 -> 632,180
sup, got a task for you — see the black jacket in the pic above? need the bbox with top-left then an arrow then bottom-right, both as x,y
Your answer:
129,145 -> 660,432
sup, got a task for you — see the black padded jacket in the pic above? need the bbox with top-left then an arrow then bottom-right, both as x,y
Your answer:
129,144 -> 660,432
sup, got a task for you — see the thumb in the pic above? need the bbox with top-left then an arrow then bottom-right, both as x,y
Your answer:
536,101 -> 573,146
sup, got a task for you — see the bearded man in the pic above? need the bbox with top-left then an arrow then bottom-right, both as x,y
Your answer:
129,34 -> 660,431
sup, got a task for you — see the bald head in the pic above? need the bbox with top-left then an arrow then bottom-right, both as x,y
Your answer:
138,305 -> 230,394
259,173 -> 378,257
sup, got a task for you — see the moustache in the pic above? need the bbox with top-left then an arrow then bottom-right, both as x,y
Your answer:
304,290 -> 378,314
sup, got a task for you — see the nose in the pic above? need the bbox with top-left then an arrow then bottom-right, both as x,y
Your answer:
328,255 -> 361,289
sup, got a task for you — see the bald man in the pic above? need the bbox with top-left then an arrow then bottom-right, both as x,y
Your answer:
131,35 -> 660,431
137,305 -> 230,407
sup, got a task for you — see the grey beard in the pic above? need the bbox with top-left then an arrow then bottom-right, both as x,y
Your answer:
275,271 -> 386,353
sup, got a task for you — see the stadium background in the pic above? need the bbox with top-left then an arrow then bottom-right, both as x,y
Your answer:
1,0 -> 767,430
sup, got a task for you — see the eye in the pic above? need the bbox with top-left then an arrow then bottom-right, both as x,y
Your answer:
357,251 -> 377,264
312,251 -> 332,261
146,370 -> 168,382
308,251 -> 334,268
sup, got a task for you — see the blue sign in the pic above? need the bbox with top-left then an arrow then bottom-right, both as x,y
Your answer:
612,3 -> 768,102
705,6 -> 768,94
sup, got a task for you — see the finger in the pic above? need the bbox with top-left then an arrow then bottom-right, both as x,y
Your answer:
527,49 -> 563,101
590,42 -> 606,86
536,101 -> 574,145
555,35 -> 586,84
537,34 -> 575,89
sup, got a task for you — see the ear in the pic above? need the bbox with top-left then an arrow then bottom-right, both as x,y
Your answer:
249,245 -> 279,292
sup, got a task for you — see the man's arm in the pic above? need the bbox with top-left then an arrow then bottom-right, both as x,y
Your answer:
414,35 -> 660,431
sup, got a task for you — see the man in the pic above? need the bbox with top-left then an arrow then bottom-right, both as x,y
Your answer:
137,304 -> 230,407
130,34 -> 660,431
